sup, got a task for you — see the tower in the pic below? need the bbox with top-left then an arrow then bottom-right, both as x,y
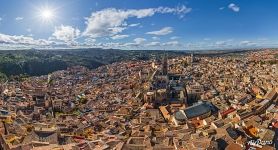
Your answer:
162,53 -> 168,75
190,53 -> 194,63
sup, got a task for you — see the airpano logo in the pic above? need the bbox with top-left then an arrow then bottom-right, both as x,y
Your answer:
247,139 -> 273,150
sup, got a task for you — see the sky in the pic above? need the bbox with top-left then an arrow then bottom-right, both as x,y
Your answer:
0,0 -> 277,50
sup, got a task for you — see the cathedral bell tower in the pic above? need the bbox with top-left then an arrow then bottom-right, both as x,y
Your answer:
162,53 -> 168,75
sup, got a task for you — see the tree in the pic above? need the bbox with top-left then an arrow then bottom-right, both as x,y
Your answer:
0,72 -> 7,82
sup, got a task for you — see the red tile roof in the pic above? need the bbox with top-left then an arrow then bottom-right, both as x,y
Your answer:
220,107 -> 236,117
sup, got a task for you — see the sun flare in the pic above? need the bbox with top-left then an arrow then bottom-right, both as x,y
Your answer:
42,9 -> 53,19
39,8 -> 55,22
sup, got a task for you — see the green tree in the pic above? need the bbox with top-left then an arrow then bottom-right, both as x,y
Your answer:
0,72 -> 7,82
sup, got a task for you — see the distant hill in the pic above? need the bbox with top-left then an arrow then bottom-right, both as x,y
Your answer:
0,48 -> 262,79
0,48 -> 188,78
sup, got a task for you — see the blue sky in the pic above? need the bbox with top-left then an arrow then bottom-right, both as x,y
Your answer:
0,0 -> 277,50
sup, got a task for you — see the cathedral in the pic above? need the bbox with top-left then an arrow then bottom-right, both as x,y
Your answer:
144,54 -> 188,107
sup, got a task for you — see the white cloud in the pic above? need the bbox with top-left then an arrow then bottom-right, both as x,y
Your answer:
83,38 -> 96,46
134,38 -> 146,44
146,41 -> 161,46
107,40 -> 184,49
85,38 -> 96,43
146,27 -> 173,36
15,17 -> 23,21
129,23 -> 140,27
92,39 -> 276,50
120,38 -> 147,48
170,36 -> 179,40
257,38 -> 268,41
240,40 -> 257,46
163,41 -> 179,46
215,41 -> 227,45
111,34 -> 129,40
83,5 -> 191,37
215,41 -> 232,48
215,39 -> 234,46
0,33 -> 184,50
184,40 -> 271,50
219,7 -> 225,10
156,5 -> 192,18
228,3 -> 240,12
0,33 -> 67,49
52,25 -> 80,43
26,28 -> 32,32
152,36 -> 160,40
0,34 -> 47,45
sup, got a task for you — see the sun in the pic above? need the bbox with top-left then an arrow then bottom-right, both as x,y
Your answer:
33,4 -> 59,25
40,8 -> 54,21
41,9 -> 53,19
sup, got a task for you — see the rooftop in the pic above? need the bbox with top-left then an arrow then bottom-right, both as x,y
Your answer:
183,101 -> 214,119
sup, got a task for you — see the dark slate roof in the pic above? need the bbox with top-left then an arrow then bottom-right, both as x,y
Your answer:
184,101 -> 212,119
226,127 -> 240,140
174,111 -> 187,121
